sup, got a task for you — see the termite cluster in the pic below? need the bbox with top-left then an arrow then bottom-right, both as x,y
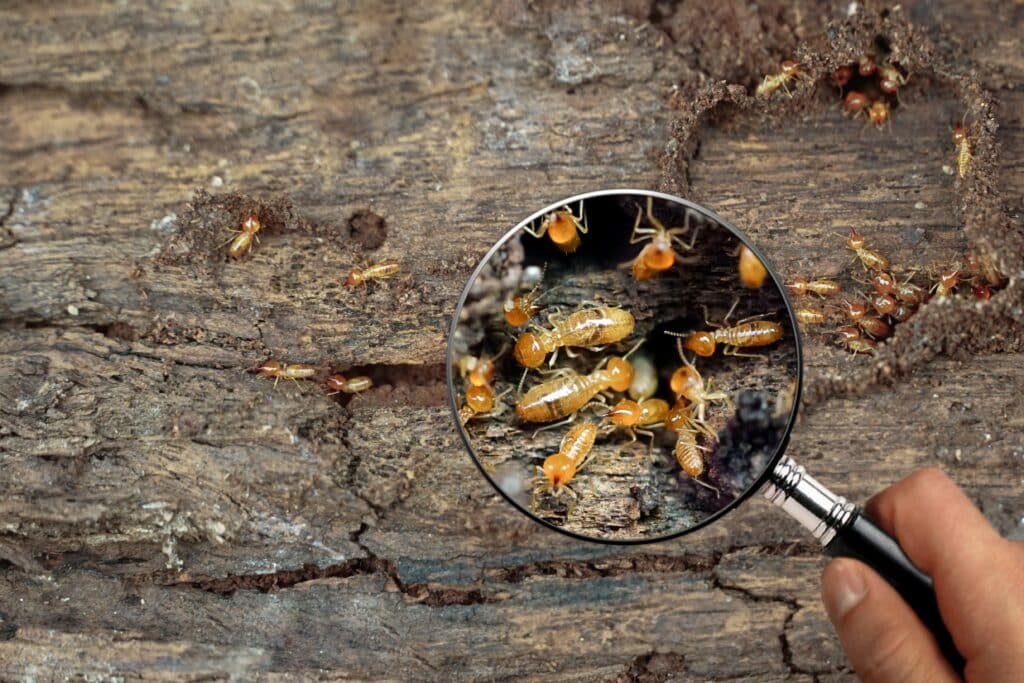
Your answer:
454,195 -> 796,536
224,210 -> 401,395
786,227 -> 1006,355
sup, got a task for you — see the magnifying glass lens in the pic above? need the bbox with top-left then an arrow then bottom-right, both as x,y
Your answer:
449,191 -> 800,542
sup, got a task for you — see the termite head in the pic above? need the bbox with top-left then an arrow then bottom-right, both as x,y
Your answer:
605,356 -> 634,392
684,331 -> 716,357
542,453 -> 576,490
858,55 -> 877,76
843,299 -> 867,321
832,65 -> 852,86
873,271 -> 895,294
785,279 -> 807,296
867,101 -> 889,127
467,358 -> 496,386
669,365 -> 701,399
834,326 -> 861,343
325,374 -> 348,392
972,284 -> 992,300
503,297 -> 536,327
665,400 -> 691,432
344,269 -> 363,287
952,123 -> 967,146
513,332 -> 545,368
254,359 -> 282,377
780,59 -> 800,75
606,399 -> 641,427
940,269 -> 960,290
844,90 -> 869,114
242,213 -> 261,234
846,227 -> 865,251
465,384 -> 494,413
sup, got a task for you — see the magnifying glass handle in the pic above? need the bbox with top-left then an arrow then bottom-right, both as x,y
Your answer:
763,456 -> 966,673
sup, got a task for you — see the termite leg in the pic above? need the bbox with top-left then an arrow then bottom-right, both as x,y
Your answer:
531,414 -> 577,438
723,345 -> 769,361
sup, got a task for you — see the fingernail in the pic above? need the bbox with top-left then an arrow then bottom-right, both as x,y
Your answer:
825,560 -> 868,620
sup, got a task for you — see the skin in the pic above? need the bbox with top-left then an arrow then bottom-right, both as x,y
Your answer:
820,468 -> 1024,682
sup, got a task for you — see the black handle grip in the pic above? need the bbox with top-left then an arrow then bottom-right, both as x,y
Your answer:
824,509 -> 965,673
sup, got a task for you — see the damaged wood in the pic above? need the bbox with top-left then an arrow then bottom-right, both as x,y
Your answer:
1,0 -> 1022,680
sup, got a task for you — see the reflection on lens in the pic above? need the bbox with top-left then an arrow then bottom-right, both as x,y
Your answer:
449,191 -> 800,542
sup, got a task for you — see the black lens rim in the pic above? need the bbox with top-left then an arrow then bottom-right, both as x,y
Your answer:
445,188 -> 804,545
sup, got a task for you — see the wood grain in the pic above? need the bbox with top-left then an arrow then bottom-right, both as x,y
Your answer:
1,0 -> 1022,679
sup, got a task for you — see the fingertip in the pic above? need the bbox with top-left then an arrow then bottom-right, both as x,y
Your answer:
821,558 -> 868,623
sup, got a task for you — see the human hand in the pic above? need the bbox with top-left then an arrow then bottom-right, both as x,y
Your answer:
820,467 -> 1024,682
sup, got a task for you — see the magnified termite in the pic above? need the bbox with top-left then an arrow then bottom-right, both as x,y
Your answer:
531,421 -> 599,513
253,359 -> 317,389
664,401 -> 719,493
225,212 -> 262,258
738,245 -> 767,289
668,351 -> 732,427
513,305 -> 635,369
755,59 -> 805,98
603,397 -> 670,450
458,384 -> 512,425
515,342 -> 641,425
525,200 -> 588,253
627,352 -> 658,401
667,299 -> 783,359
457,347 -> 507,387
345,259 -> 400,287
504,267 -> 549,327
623,196 -> 700,280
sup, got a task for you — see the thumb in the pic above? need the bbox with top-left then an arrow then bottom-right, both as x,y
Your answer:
821,558 -> 960,683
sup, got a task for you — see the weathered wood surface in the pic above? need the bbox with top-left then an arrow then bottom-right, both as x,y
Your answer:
1,0 -> 1022,680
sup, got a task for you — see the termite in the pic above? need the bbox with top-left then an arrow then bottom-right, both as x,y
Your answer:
253,359 -> 316,389
842,299 -> 868,322
868,292 -> 897,316
513,306 -> 635,368
931,269 -> 960,298
515,352 -> 636,424
795,306 -> 826,325
857,315 -> 891,339
867,101 -> 890,128
525,200 -> 588,253
844,227 -> 890,272
952,123 -> 972,179
738,245 -> 768,289
624,196 -> 699,279
858,54 -> 877,76
456,348 -> 506,387
892,279 -> 926,305
755,59 -> 804,98
878,62 -> 907,94
226,213 -> 262,258
325,373 -> 373,395
458,384 -> 511,425
835,327 -> 877,355
667,300 -> 783,358
786,278 -> 841,298
604,397 -> 670,447
971,284 -> 992,300
832,65 -> 853,88
963,250 -> 1005,287
664,401 -> 719,493
533,421 -> 599,510
844,91 -> 870,117
504,268 -> 547,327
345,259 -> 400,287
668,353 -> 731,426
891,302 -> 916,322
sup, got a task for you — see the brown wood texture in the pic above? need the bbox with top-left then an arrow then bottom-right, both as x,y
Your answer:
1,0 -> 1022,680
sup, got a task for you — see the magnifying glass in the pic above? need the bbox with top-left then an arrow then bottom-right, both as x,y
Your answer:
446,189 -> 963,671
